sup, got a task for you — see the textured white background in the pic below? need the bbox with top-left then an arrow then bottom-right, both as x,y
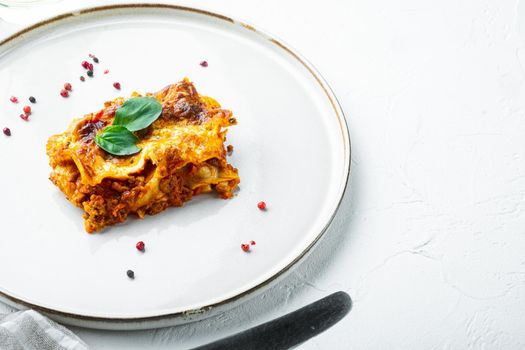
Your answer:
2,0 -> 525,348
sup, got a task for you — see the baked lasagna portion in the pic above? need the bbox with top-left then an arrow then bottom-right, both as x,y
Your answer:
47,79 -> 239,233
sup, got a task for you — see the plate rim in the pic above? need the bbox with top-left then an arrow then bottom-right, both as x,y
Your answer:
0,2 -> 351,327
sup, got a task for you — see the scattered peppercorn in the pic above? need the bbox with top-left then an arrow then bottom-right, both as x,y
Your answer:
104,69 -> 109,74
60,89 -> 69,98
136,241 -> 145,251
29,96 -> 36,103
241,243 -> 250,252
229,117 -> 236,124
89,53 -> 95,58
113,82 -> 121,90
23,105 -> 31,114
9,96 -> 18,103
87,62 -> 94,71
87,70 -> 93,77
126,270 -> 135,279
81,60 -> 89,69
3,127 -> 11,136
200,60 -> 208,67
250,240 -> 256,246
64,82 -> 72,91
257,201 -> 267,210
19,114 -> 29,121
93,57 -> 99,63
80,76 -> 85,82
226,145 -> 234,155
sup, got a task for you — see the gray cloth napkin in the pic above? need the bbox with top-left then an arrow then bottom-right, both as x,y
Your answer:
0,310 -> 88,350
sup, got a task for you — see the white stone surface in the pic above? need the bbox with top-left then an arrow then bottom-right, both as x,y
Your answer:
2,0 -> 525,348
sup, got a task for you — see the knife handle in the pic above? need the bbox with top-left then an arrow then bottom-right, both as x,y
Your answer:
191,291 -> 352,350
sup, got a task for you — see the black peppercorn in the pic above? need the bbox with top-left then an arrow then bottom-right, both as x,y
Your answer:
29,96 -> 36,103
87,70 -> 94,77
126,270 -> 135,279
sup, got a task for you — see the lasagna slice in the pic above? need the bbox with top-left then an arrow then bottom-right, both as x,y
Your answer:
47,79 -> 239,233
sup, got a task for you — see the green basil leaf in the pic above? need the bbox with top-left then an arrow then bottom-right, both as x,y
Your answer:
113,97 -> 162,132
94,125 -> 141,156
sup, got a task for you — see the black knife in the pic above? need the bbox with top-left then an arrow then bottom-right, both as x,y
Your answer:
191,291 -> 352,350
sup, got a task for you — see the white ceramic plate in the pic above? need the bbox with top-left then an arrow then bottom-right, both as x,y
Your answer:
0,4 -> 350,330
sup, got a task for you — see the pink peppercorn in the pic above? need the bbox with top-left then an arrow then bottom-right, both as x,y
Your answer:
250,240 -> 256,246
64,82 -> 72,91
23,106 -> 31,114
9,96 -> 18,103
136,241 -> 145,251
257,201 -> 267,210
3,127 -> 11,136
241,243 -> 250,252
19,114 -> 29,121
81,60 -> 89,69
80,76 -> 85,82
60,89 -> 69,98
104,69 -> 109,74
113,82 -> 121,90
200,60 -> 208,67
